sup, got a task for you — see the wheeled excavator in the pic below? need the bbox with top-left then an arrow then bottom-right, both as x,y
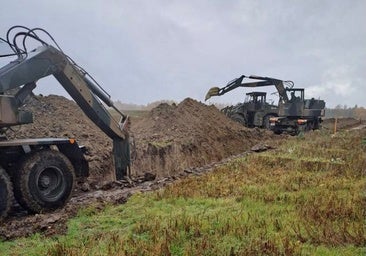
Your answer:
205,75 -> 325,135
0,26 -> 130,219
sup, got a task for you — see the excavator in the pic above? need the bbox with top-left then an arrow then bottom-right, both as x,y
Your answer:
0,26 -> 130,219
205,75 -> 325,135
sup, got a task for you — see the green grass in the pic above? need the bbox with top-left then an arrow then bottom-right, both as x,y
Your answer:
1,129 -> 365,255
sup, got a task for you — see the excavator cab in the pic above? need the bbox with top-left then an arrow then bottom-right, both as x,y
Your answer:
287,88 -> 304,102
244,92 -> 267,110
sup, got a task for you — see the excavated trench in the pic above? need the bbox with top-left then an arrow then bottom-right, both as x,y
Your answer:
0,95 -> 284,239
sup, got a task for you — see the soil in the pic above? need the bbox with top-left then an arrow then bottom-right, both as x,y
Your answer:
0,94 -> 295,240
7,95 -> 277,180
131,98 -> 276,177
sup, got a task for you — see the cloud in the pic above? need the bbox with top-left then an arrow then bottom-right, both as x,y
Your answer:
0,0 -> 365,107
307,65 -> 360,107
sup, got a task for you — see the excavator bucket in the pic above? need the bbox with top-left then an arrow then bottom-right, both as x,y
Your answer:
205,87 -> 220,101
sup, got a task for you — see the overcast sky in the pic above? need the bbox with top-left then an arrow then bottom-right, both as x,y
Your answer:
1,0 -> 365,107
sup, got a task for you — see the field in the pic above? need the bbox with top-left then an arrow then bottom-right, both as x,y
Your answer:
1,125 -> 365,255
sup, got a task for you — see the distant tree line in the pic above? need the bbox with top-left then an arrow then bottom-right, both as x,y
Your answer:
325,105 -> 366,120
114,100 -> 176,111
114,100 -> 366,120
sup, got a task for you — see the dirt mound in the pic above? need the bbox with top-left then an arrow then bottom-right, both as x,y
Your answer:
131,98 -> 274,177
6,95 -> 115,180
7,95 -> 275,180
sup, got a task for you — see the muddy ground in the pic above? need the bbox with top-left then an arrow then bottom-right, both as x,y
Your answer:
1,95 -> 362,240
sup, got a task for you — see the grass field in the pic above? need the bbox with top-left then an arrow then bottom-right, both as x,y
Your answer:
1,129 -> 365,255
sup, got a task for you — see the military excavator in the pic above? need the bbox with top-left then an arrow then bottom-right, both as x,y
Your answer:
205,75 -> 325,135
0,26 -> 130,219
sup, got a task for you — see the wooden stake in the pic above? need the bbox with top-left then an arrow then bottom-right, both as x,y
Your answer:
334,117 -> 337,134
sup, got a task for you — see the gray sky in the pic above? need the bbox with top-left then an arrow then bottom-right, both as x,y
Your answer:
1,0 -> 365,107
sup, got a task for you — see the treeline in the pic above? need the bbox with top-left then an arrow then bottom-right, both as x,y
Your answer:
325,105 -> 366,120
114,100 -> 366,120
114,100 -> 176,111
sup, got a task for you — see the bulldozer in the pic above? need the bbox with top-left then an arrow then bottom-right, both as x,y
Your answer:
206,75 -> 325,135
0,26 -> 130,219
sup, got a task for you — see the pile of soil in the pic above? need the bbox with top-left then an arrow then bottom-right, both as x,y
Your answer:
6,95 -> 276,181
6,95 -> 115,181
131,98 -> 274,177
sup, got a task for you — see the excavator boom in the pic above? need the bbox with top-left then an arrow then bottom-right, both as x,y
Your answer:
0,31 -> 129,180
205,74 -> 325,135
205,75 -> 290,102
0,26 -> 132,217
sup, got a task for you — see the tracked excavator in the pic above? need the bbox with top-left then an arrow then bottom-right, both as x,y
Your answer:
205,75 -> 325,135
0,26 -> 130,219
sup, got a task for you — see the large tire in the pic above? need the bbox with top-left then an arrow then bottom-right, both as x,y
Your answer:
0,167 -> 13,220
13,150 -> 75,213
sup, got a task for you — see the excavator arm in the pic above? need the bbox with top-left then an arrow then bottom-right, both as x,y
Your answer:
205,75 -> 291,103
0,30 -> 129,180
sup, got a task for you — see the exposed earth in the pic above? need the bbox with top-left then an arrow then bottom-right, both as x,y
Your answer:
0,95 -> 363,240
